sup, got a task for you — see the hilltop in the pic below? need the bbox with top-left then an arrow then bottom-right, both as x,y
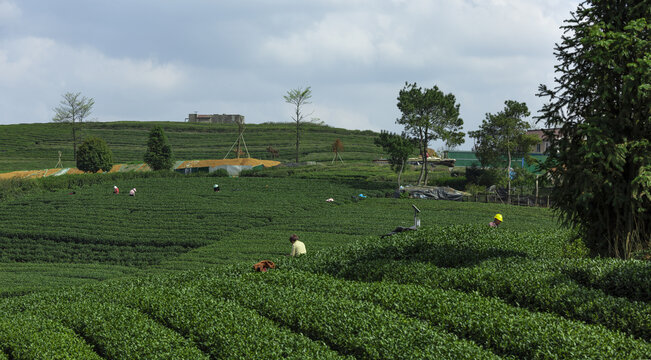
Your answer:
0,121 -> 383,173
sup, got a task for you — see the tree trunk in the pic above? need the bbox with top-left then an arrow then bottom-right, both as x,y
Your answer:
423,126 -> 430,185
72,122 -> 77,162
296,112 -> 301,163
397,160 -> 404,187
507,149 -> 512,204
417,128 -> 425,185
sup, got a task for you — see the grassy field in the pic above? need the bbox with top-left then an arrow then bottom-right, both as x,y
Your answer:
0,121 -> 383,172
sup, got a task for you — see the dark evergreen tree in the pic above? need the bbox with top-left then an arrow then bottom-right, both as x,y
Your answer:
144,126 -> 174,171
537,0 -> 650,258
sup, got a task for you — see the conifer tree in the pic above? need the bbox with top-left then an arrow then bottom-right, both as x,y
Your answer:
144,126 -> 174,171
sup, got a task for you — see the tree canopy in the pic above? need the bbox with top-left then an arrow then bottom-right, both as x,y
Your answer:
144,125 -> 174,171
397,83 -> 464,185
284,87 -> 314,163
469,100 -> 540,201
76,137 -> 113,173
536,0 -> 650,258
52,92 -> 95,162
374,131 -> 417,188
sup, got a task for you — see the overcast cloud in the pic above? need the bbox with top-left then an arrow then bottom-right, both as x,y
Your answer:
0,0 -> 579,150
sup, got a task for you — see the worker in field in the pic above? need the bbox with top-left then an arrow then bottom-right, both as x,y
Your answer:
213,184 -> 220,192
489,213 -> 503,228
287,234 -> 306,257
113,185 -> 119,195
129,188 -> 137,197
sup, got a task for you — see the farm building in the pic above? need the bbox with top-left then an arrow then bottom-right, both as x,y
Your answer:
187,114 -> 245,124
526,128 -> 561,154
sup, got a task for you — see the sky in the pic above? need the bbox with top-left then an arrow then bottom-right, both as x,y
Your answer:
0,0 -> 579,150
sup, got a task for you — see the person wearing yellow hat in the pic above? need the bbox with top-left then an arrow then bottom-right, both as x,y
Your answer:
489,214 -> 503,228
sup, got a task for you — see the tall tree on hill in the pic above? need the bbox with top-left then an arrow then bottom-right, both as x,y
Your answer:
52,92 -> 95,162
76,137 -> 113,173
144,125 -> 174,171
536,0 -> 650,259
397,83 -> 464,185
469,100 -> 540,203
284,87 -> 314,163
374,131 -> 417,188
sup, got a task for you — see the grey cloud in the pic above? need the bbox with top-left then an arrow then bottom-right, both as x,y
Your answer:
1,0 -> 580,151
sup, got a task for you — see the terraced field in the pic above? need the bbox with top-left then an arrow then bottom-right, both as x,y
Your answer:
0,122 -> 383,172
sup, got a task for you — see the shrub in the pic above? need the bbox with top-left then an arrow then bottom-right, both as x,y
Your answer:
207,168 -> 229,177
464,183 -> 485,195
76,137 -> 113,173
427,175 -> 467,189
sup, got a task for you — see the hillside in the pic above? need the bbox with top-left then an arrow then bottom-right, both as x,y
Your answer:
0,121 -> 383,172
1,126 -> 648,358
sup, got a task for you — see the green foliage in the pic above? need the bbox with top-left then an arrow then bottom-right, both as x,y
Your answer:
143,125 -> 174,171
206,168 -> 229,177
94,277 -> 346,360
0,313 -> 101,359
76,136 -> 113,173
427,175 -> 467,189
258,271 -> 651,360
466,164 -> 503,187
280,225 -> 651,341
464,183 -> 485,195
200,272 -> 499,359
537,0 -> 651,258
1,292 -> 206,359
374,131 -> 416,187
468,100 -> 540,199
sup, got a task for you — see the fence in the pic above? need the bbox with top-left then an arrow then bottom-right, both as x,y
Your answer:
461,193 -> 553,208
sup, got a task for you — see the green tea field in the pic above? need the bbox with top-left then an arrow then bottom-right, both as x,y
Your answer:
0,172 -> 649,359
0,122 -> 383,173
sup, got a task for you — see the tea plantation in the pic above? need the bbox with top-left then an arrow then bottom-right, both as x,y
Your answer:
0,121 -> 383,172
0,171 -> 649,359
